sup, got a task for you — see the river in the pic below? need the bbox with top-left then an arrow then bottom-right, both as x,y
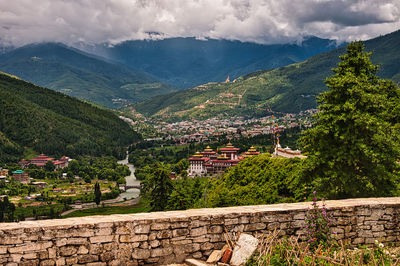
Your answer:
117,154 -> 141,200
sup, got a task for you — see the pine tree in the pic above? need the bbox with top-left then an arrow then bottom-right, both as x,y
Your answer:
300,41 -> 400,199
94,182 -> 101,206
141,163 -> 173,211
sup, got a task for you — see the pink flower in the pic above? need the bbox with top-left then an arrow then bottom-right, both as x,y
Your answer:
313,191 -> 316,194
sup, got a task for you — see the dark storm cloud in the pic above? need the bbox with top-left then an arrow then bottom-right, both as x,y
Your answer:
0,0 -> 399,46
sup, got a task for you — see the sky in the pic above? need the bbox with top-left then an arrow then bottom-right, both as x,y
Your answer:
0,0 -> 399,47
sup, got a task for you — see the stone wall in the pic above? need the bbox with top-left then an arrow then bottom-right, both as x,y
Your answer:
0,197 -> 399,265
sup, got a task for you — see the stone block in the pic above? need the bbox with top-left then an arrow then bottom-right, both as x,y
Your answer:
208,225 -> 223,234
66,237 -> 88,245
95,228 -> 113,236
171,222 -> 189,229
55,257 -> 65,266
100,251 -> 114,262
77,254 -> 99,264
77,245 -> 89,254
89,235 -> 114,243
87,263 -> 107,266
151,247 -> 174,257
149,240 -> 160,248
65,257 -> 78,265
40,259 -> 55,266
157,230 -> 172,239
59,246 -> 77,257
134,224 -> 151,234
132,249 -> 151,259
245,223 -> 266,231
230,233 -> 259,266
8,241 -> 53,253
120,234 -> 148,243
172,228 -> 189,237
207,250 -> 224,263
201,242 -> 214,251
192,236 -> 210,243
191,227 -> 207,237
151,223 -> 170,230
224,218 -> 239,225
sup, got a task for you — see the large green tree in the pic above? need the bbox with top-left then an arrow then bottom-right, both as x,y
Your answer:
300,42 -> 400,199
141,163 -> 173,211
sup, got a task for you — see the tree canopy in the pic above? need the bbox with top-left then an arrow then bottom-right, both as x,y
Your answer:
300,41 -> 400,199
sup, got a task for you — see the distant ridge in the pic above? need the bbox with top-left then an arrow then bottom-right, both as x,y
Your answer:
85,36 -> 340,88
134,29 -> 400,121
0,43 -> 174,108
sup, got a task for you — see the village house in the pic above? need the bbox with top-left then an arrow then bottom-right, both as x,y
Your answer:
12,170 -> 30,184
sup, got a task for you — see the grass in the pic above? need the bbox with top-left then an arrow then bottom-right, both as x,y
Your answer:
247,230 -> 400,265
62,199 -> 151,218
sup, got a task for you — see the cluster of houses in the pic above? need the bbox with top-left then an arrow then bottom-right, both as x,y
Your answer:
18,154 -> 70,169
0,155 -> 72,185
188,142 -> 305,177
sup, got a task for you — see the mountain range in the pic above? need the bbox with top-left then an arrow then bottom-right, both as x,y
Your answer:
0,72 -> 140,163
0,43 -> 174,108
134,30 -> 400,121
86,36 -> 340,88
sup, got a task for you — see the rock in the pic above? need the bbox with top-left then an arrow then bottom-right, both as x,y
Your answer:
220,249 -> 232,264
207,250 -> 223,263
185,258 -> 209,266
230,233 -> 259,266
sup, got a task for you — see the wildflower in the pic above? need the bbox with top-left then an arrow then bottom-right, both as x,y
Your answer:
379,243 -> 384,248
375,240 -> 379,245
313,191 -> 316,194
384,250 -> 389,255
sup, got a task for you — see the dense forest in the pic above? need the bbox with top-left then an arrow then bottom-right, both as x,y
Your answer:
0,72 -> 141,163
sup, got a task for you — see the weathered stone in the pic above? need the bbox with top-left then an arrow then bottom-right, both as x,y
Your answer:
134,224 -> 151,234
100,251 -> 114,262
59,246 -> 77,257
191,227 -> 207,237
230,233 -> 259,266
245,223 -> 266,231
151,223 -> 170,230
89,235 -> 114,243
157,230 -> 172,239
201,242 -> 214,251
208,226 -> 223,234
151,247 -> 173,257
8,241 -> 53,253
149,240 -> 160,248
173,228 -> 190,237
55,257 -> 65,266
120,234 -> 148,243
95,228 -> 113,236
40,259 -> 55,266
132,249 -> 151,259
77,254 -> 99,263
207,250 -> 224,263
77,245 -> 89,254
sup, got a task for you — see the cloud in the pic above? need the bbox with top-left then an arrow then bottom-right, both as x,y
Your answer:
0,0 -> 399,47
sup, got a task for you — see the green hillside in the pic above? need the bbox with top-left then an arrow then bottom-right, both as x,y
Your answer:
0,43 -> 174,108
0,72 -> 141,163
135,30 -> 400,121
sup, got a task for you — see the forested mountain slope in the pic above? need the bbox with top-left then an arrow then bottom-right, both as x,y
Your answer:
134,30 -> 400,121
0,72 -> 140,163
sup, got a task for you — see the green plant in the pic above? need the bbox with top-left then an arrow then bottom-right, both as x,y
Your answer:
304,191 -> 332,250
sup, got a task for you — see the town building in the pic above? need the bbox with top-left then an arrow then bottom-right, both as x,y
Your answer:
18,155 -> 70,169
189,144 -> 260,177
0,168 -> 8,176
274,143 -> 306,159
12,170 -> 30,184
